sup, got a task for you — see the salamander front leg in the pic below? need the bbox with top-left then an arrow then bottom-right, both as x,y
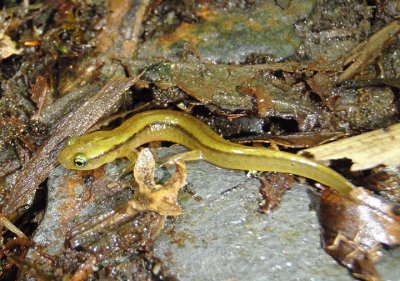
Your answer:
160,150 -> 204,166
120,150 -> 139,175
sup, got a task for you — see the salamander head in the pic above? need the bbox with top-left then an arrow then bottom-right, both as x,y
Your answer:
58,132 -> 121,170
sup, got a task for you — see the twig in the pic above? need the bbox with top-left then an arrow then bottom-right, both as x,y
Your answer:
339,21 -> 400,82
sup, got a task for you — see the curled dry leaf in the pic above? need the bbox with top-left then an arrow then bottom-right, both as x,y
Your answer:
132,148 -> 186,216
319,187 -> 400,281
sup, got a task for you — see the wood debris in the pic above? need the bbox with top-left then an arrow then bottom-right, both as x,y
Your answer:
299,123 -> 400,171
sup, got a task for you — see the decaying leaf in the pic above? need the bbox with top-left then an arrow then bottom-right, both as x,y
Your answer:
258,172 -> 295,213
6,254 -> 52,281
319,187 -> 400,281
134,61 -> 322,131
240,85 -> 275,117
0,117 -> 34,152
29,76 -> 51,120
358,166 -> 400,202
306,71 -> 336,109
333,86 -> 397,131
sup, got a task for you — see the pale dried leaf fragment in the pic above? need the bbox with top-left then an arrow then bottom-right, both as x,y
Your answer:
299,123 -> 400,171
132,148 -> 186,216
0,33 -> 22,59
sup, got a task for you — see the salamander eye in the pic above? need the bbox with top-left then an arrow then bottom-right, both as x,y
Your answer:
74,153 -> 88,168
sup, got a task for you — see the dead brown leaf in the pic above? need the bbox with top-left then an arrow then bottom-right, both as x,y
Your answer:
306,72 -> 335,109
319,187 -> 400,281
29,76 -> 51,120
259,172 -> 295,213
240,85 -> 274,117
0,11 -> 23,60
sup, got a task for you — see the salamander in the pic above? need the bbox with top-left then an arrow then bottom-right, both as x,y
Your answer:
58,110 -> 355,195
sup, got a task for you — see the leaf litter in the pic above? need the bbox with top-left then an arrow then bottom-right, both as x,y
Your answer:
0,1 -> 399,280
